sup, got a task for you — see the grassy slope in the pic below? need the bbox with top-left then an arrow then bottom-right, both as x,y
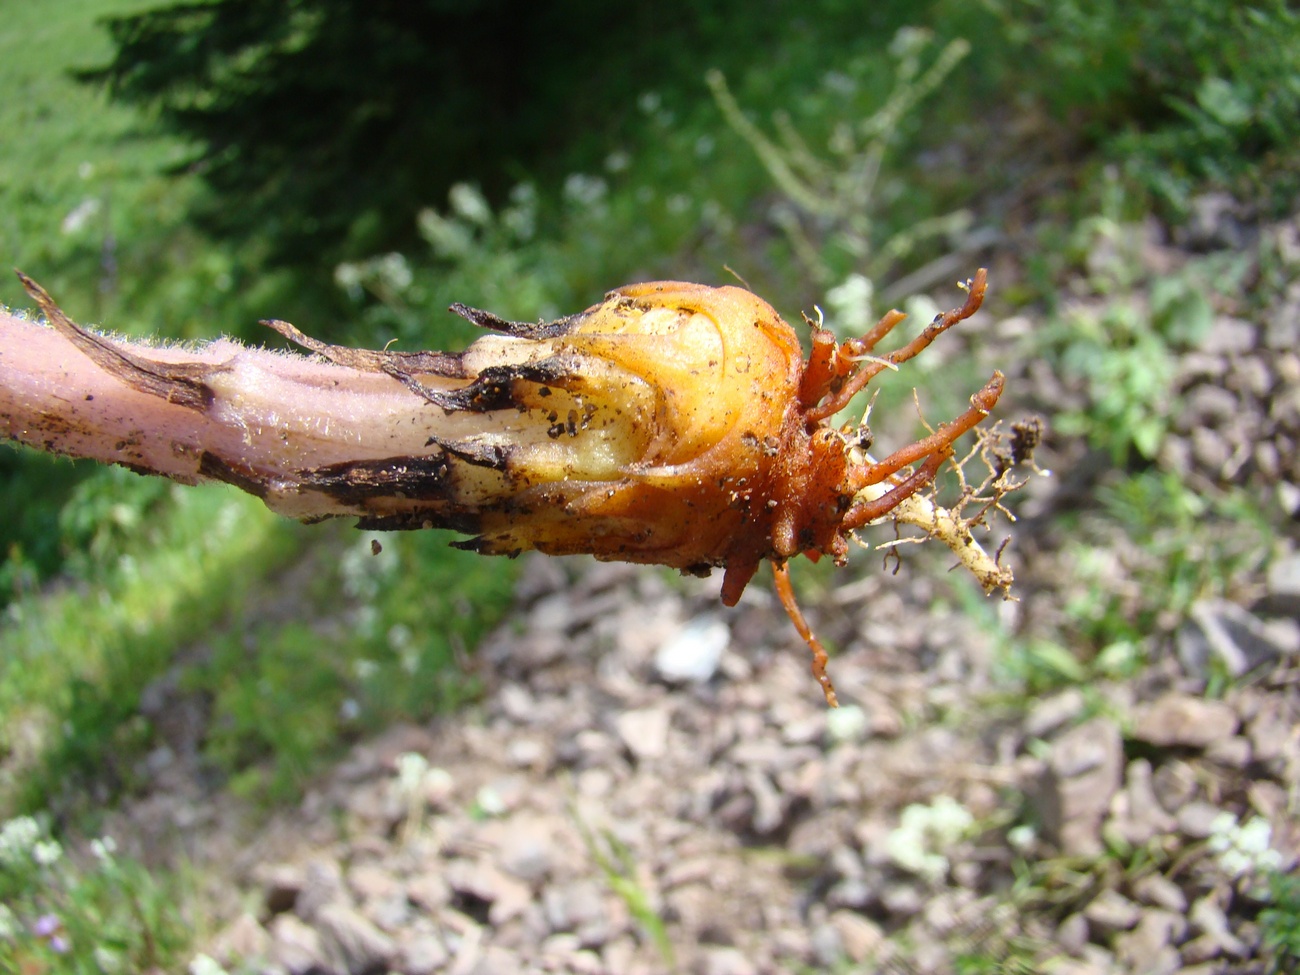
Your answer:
0,0 -> 520,819
0,0 -> 195,327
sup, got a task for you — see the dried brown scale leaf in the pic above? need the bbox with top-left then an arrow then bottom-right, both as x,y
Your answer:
0,271 -> 1019,704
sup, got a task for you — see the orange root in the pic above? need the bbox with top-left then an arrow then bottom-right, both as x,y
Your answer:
772,560 -> 839,708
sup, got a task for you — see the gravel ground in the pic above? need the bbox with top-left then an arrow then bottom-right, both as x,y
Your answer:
97,197 -> 1300,975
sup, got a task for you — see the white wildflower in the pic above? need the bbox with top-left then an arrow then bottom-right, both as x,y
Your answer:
924,795 -> 975,844
32,839 -> 62,866
903,293 -> 942,331
334,262 -> 363,300
503,183 -> 538,241
0,816 -> 41,866
563,173 -> 608,212
91,835 -> 118,863
61,197 -> 102,235
448,183 -> 492,226
1209,813 -> 1284,878
884,796 -> 974,884
1006,824 -> 1036,853
475,784 -> 507,818
375,252 -> 413,293
889,25 -> 932,62
825,704 -> 869,744
189,953 -> 230,975
417,208 -> 474,259
822,70 -> 858,96
387,623 -> 414,652
396,752 -> 430,798
825,274 -> 874,335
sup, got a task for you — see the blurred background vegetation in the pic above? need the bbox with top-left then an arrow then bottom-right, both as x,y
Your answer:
2,0 -> 1299,968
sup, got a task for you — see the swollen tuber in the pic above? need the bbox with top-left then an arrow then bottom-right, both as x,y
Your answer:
1,271 -> 1016,705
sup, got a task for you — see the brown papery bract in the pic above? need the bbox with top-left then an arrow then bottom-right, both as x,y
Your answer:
0,271 -> 1012,705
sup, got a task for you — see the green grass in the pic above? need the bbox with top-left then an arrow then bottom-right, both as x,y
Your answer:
0,0 -> 191,326
0,0 -> 329,344
190,527 -> 515,805
0,482 -> 303,814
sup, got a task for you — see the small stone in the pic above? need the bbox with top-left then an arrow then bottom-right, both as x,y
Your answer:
1177,801 -> 1224,839
1084,890 -> 1142,935
1177,600 -> 1293,678
809,922 -> 844,966
1131,874 -> 1187,913
540,932 -> 583,961
616,707 -> 671,761
746,769 -> 785,835
829,910 -> 885,963
1056,913 -> 1089,956
1113,909 -> 1185,975
469,946 -> 522,975
1024,688 -> 1086,739
1205,735 -> 1252,769
1035,717 -> 1124,856
398,932 -> 450,975
655,615 -> 729,684
602,937 -> 638,975
781,714 -> 826,746
701,946 -> 759,975
663,857 -> 716,890
445,861 -> 532,925
1262,551 -> 1300,616
1048,961 -> 1114,975
1186,384 -> 1238,424
348,862 -> 400,903
1181,934 -> 1226,964
1279,481 -> 1300,517
880,883 -> 923,918
405,873 -> 451,912
1180,192 -> 1247,250
505,736 -> 549,769
296,860 -> 346,922
1107,758 -> 1177,846
313,902 -> 396,975
1202,315 -> 1256,355
210,912 -> 270,967
826,877 -> 875,911
1190,895 -> 1249,958
498,821 -> 556,884
267,913 -> 326,975
255,862 -> 307,915
1249,698 -> 1298,766
529,592 -> 573,633
497,682 -> 537,723
1131,693 -> 1238,748
364,892 -> 411,931
543,879 -> 608,939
